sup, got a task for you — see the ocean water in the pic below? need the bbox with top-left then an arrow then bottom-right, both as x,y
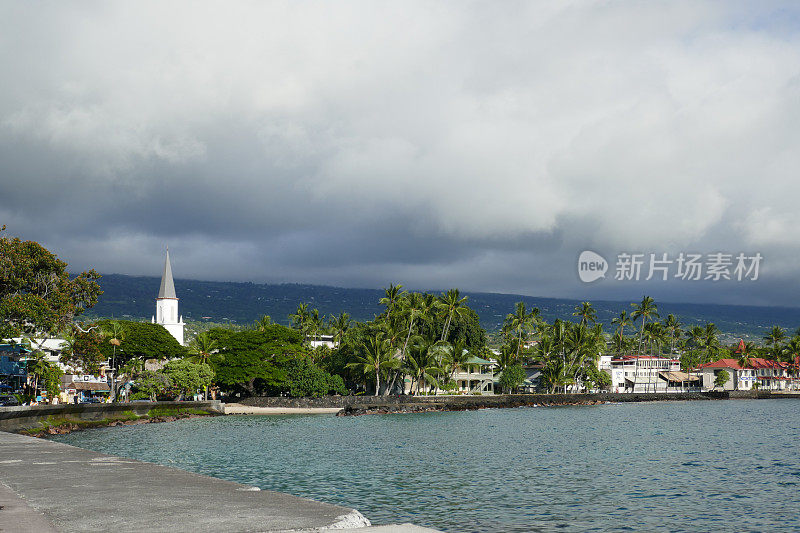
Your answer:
53,399 -> 800,532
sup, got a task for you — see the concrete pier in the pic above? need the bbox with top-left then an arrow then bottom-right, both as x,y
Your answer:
0,431 -> 438,532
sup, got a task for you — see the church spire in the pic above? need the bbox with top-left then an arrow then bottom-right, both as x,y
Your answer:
158,247 -> 177,299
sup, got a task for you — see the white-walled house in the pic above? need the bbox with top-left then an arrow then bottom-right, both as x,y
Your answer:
695,357 -> 796,391
607,355 -> 699,393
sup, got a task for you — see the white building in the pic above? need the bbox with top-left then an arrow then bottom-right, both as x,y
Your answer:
151,248 -> 184,346
607,355 -> 699,393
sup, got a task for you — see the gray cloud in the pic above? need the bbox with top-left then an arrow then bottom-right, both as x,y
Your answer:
1,1 -> 800,307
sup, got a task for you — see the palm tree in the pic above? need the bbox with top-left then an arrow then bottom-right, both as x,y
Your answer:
379,283 -> 406,315
572,302 -> 597,326
611,311 -> 633,353
630,296 -> 659,393
189,332 -> 218,400
308,308 -> 323,342
399,292 -> 425,364
290,303 -> 311,336
330,312 -> 351,348
438,289 -> 469,341
347,333 -> 391,396
253,315 -> 272,331
663,314 -> 682,356
503,302 -> 539,360
102,321 -> 125,401
763,326 -> 787,360
701,322 -> 721,364
631,296 -> 659,355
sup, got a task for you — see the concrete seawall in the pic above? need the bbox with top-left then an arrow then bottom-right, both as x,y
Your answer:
240,391 -> 800,413
0,401 -> 224,433
0,431 -> 376,532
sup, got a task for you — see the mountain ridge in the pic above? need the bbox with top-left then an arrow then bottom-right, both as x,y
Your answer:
82,273 -> 800,341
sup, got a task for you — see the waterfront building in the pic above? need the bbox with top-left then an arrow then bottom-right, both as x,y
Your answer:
454,355 -> 495,394
695,357 -> 797,391
151,248 -> 185,346
606,355 -> 699,393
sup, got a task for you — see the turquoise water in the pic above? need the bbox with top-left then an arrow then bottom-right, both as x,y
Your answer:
53,400 -> 800,532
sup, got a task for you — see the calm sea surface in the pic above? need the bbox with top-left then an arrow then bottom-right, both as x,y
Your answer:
53,399 -> 800,532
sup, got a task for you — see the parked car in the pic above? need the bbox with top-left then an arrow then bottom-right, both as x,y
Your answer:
0,395 -> 20,406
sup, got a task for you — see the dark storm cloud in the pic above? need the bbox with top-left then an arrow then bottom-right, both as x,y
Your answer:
2,1 -> 800,306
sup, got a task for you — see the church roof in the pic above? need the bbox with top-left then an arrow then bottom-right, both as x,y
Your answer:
158,248 -> 177,299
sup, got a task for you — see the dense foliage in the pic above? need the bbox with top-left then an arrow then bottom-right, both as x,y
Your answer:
0,227 -> 101,340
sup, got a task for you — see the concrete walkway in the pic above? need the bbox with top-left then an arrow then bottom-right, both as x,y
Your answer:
0,432 -> 439,532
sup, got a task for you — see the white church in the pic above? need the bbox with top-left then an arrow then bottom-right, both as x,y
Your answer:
152,248 -> 185,346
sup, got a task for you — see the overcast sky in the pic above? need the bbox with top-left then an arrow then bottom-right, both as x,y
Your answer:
2,1 -> 799,307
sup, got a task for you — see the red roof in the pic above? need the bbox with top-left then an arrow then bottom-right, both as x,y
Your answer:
695,358 -> 742,370
734,339 -> 746,354
695,357 -> 790,372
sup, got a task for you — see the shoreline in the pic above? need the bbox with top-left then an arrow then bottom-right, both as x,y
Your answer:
223,403 -> 341,415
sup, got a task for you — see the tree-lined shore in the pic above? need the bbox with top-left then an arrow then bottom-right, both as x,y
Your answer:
3,230 -> 799,403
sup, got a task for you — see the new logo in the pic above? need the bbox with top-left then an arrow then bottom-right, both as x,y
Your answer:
578,251 -> 608,283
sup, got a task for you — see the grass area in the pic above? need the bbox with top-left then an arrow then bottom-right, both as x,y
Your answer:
19,406 -> 216,437
146,406 -> 211,418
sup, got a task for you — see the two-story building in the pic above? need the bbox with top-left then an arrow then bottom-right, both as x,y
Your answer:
606,355 -> 698,393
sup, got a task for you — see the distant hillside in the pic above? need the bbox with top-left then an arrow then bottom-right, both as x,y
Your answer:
84,274 -> 800,342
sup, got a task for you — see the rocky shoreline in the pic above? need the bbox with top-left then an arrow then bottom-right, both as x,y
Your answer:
337,398 -> 613,416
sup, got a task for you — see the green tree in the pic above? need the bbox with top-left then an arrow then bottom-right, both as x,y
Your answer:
133,370 -> 172,401
347,333 -> 391,396
188,331 -> 218,399
95,320 -> 187,368
163,359 -> 214,399
0,228 -> 102,340
207,325 -> 305,397
499,363 -> 526,394
572,302 -> 597,326
714,369 -> 731,389
253,315 -> 272,331
438,289 -> 469,341
59,326 -> 105,375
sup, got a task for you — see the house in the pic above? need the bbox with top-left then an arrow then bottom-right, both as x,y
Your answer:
694,357 -> 796,391
694,358 -> 754,391
607,355 -> 699,393
453,355 -> 495,394
307,334 -> 338,349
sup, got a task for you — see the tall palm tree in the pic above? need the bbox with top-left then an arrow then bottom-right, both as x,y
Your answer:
102,321 -> 125,401
379,283 -> 406,315
189,332 -> 218,400
630,296 -> 659,393
504,302 -> 538,360
611,311 -> 633,353
330,312 -> 351,348
438,289 -> 469,341
701,322 -> 721,364
763,326 -> 787,360
290,303 -> 311,336
308,308 -> 323,342
662,314 -> 682,356
631,296 -> 659,355
348,333 -> 391,396
572,302 -> 597,326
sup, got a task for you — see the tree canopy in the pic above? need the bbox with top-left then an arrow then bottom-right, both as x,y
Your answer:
0,227 -> 101,340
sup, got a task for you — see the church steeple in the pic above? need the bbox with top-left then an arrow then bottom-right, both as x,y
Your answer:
158,247 -> 177,299
152,247 -> 184,346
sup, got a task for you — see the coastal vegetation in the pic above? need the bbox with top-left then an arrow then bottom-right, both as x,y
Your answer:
2,232 -> 799,402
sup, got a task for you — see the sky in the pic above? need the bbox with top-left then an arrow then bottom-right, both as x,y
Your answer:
1,1 -> 800,307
